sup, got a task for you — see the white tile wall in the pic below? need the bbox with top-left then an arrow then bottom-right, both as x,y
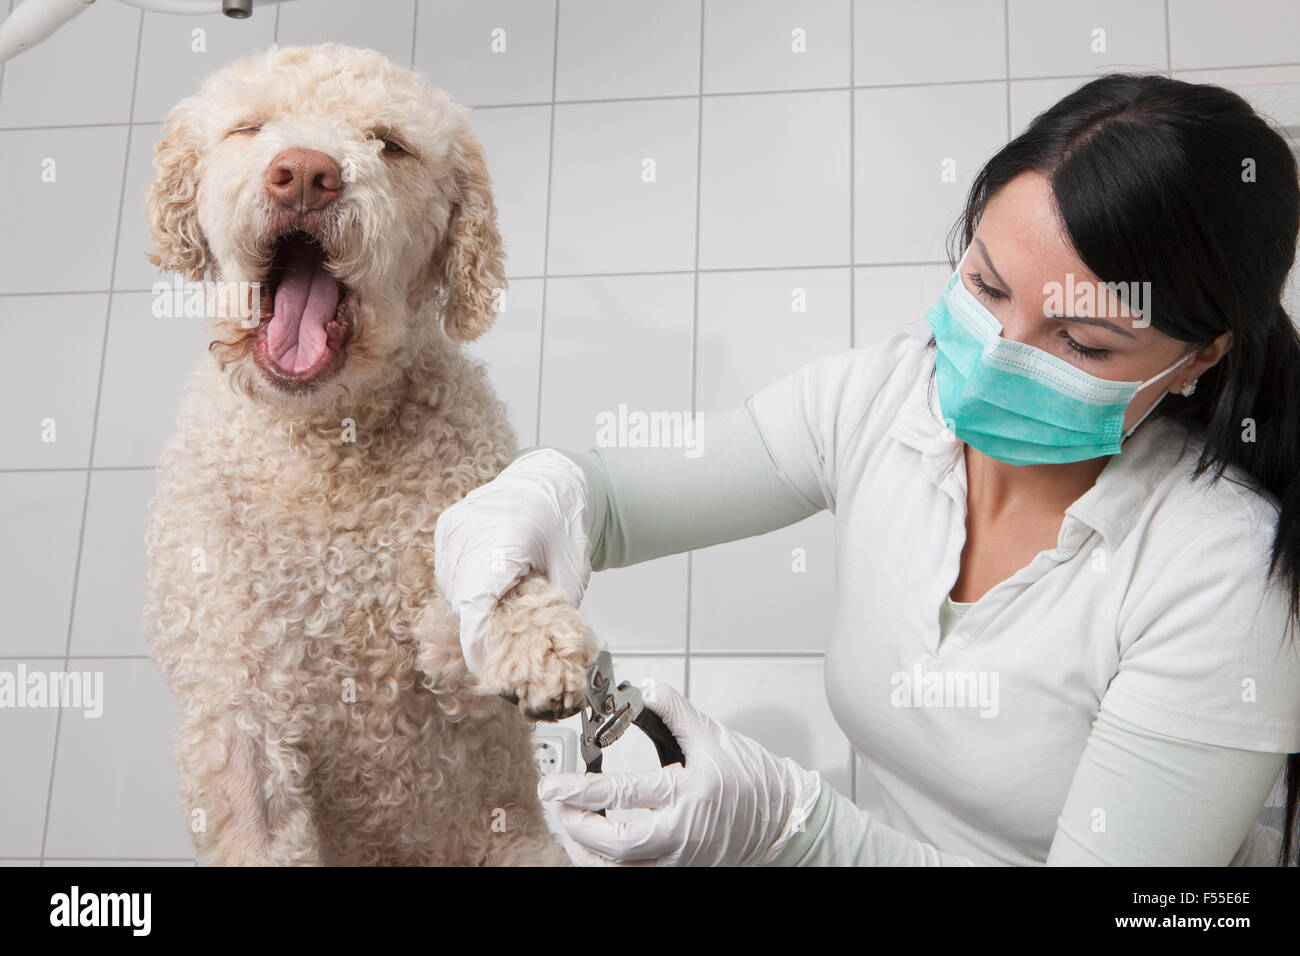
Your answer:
0,0 -> 139,128
90,294 -> 214,469
276,0 -> 416,64
0,472 -> 87,658
699,90 -> 851,269
705,0 -> 850,93
463,106 -> 554,278
1007,0 -> 1167,78
556,0 -> 702,100
42,659 -> 192,860
854,81 -> 1007,263
0,127 -> 131,294
0,659 -> 60,858
68,471 -> 159,658
854,0 -> 1004,87
1168,0 -> 1300,71
0,0 -> 1296,866
114,123 -> 165,292
0,295 -> 107,468
547,98 -> 700,275
413,0 -> 556,107
538,274 -> 696,450
465,277 -> 545,446
132,9 -> 278,124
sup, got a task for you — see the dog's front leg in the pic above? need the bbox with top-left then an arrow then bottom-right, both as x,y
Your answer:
176,709 -> 273,866
177,710 -> 323,866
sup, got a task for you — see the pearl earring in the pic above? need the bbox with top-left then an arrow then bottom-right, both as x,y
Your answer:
1180,379 -> 1198,397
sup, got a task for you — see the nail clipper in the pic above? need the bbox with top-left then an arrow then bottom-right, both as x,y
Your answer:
580,650 -> 685,775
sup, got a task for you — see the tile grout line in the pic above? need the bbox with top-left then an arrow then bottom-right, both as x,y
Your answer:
0,466 -> 158,473
533,0 -> 560,449
3,655 -> 155,661
455,63 -> 1300,107
847,0 -> 855,806
409,0 -> 418,68
848,1 -> 856,351
1,859 -> 197,866
1004,0 -> 1012,140
0,0 -> 8,106
6,55 -> 1300,131
38,6 -> 145,867
683,0 -> 707,700
1164,0 -> 1173,77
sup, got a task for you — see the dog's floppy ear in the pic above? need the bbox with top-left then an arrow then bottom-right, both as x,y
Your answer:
145,101 -> 211,281
433,122 -> 506,343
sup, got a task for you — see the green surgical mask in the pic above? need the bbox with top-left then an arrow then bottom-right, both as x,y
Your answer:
924,257 -> 1196,466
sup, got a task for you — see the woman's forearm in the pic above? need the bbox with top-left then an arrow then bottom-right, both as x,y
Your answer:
521,399 -> 821,572
762,781 -> 978,867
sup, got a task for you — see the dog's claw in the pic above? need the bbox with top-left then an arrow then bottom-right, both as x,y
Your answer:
500,691 -> 580,722
524,700 -> 582,722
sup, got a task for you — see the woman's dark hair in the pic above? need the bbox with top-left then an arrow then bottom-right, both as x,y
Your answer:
944,73 -> 1300,865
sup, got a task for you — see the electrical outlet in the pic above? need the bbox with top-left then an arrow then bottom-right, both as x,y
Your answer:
533,726 -> 578,776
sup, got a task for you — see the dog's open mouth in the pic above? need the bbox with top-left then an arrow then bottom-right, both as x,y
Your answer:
254,231 -> 356,388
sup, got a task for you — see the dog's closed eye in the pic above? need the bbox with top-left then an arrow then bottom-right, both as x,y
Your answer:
368,128 -> 411,157
226,122 -> 264,138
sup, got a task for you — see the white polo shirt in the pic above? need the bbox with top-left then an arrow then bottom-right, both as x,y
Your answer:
747,321 -> 1300,866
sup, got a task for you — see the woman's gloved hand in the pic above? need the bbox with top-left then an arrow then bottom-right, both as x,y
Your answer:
433,448 -> 593,672
538,679 -> 823,866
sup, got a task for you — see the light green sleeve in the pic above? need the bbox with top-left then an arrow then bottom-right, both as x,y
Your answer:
514,398 -> 821,571
1046,708 -> 1286,866
761,708 -> 1285,866
763,779 -> 978,866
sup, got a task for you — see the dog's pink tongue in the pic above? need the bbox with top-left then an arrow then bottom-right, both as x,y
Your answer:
268,241 -> 340,375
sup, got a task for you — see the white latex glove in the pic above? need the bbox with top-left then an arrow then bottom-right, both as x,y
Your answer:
537,679 -> 822,866
433,448 -> 593,673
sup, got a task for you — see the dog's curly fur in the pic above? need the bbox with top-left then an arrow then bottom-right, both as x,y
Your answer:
141,44 -> 597,866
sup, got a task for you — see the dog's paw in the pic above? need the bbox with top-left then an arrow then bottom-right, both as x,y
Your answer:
474,573 -> 597,720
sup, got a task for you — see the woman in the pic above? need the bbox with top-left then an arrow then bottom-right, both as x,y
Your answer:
435,73 -> 1300,866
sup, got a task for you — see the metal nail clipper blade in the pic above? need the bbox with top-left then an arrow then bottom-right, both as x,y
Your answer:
579,651 -> 685,817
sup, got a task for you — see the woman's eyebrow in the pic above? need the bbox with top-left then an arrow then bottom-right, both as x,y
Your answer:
1054,314 -> 1138,338
976,237 -> 1137,339
973,238 -> 1011,290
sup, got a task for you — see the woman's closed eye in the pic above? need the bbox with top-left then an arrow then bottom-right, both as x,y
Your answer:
967,271 -> 1007,302
1060,331 -> 1109,360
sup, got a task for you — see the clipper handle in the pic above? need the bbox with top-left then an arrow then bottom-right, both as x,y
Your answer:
581,703 -> 685,816
633,707 -> 685,768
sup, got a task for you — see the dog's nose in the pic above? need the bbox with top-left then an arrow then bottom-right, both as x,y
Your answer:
265,148 -> 343,211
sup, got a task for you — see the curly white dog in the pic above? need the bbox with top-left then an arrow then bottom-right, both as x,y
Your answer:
141,43 -> 596,866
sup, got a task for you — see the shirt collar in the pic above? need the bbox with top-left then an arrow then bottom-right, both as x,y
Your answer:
887,351 -> 1193,551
